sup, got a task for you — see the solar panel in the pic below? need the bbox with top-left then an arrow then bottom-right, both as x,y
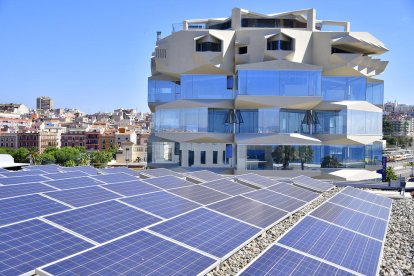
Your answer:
185,170 -> 227,183
201,178 -> 256,196
0,167 -> 9,172
267,182 -> 319,202
121,191 -> 201,219
0,175 -> 51,185
235,173 -> 279,188
45,186 -> 120,207
59,166 -> 99,175
90,172 -> 138,184
0,182 -> 56,199
99,167 -> 140,176
278,216 -> 383,275
41,171 -> 89,180
45,201 -> 161,243
150,208 -> 261,258
291,175 -> 334,192
240,244 -> 354,276
243,189 -> 307,212
140,168 -> 183,178
39,230 -> 217,276
341,186 -> 392,208
329,193 -> 390,220
45,176 -> 104,190
0,194 -> 69,226
0,219 -> 93,276
24,164 -> 61,173
143,175 -> 194,190
207,196 -> 288,229
103,180 -> 161,196
168,185 -> 230,205
0,169 -> 48,177
310,202 -> 388,240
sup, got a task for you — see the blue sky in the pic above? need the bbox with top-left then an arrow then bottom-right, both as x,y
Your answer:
0,0 -> 413,113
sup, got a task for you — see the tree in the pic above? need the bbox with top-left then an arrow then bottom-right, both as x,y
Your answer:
27,147 -> 41,165
0,147 -> 15,155
272,146 -> 296,169
63,160 -> 76,167
385,166 -> 398,182
90,150 -> 113,168
54,147 -> 82,165
12,148 -> 30,163
382,117 -> 392,135
297,146 -> 314,170
321,156 -> 340,168
40,152 -> 56,165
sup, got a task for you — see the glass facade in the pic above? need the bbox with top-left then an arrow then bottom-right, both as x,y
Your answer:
279,109 -> 308,134
238,70 -> 322,96
208,109 -> 232,133
366,82 -> 384,106
181,75 -> 233,99
153,108 -> 208,132
240,144 -> 382,171
347,110 -> 382,135
148,80 -> 180,102
314,110 -> 347,134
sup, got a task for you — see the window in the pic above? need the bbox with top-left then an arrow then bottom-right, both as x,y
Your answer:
267,40 -> 292,51
201,151 -> 206,164
196,42 -> 221,52
213,151 -> 218,164
238,46 -> 248,55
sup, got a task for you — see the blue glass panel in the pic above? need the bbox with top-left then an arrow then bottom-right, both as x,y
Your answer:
315,110 -> 346,134
237,109 -> 258,133
258,108 -> 280,133
208,109 -> 232,133
280,109 -> 308,133
168,185 -> 229,205
148,80 -> 180,102
90,172 -> 138,184
322,76 -> 366,101
42,171 -> 89,180
244,189 -> 306,212
150,208 -> 260,258
268,183 -> 319,202
202,179 -> 255,196
41,231 -> 216,276
154,108 -> 208,132
143,175 -> 193,189
181,75 -> 232,99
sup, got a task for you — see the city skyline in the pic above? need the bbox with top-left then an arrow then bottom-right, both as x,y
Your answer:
0,0 -> 413,112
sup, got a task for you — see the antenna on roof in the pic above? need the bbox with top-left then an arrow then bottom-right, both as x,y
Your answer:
156,31 -> 162,41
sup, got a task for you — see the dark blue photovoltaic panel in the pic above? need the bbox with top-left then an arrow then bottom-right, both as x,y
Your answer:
291,175 -> 334,192
140,168 -> 183,178
46,186 -> 120,207
100,167 -> 140,176
202,179 -> 255,196
207,196 -> 288,229
121,191 -> 201,219
143,175 -> 194,190
329,193 -> 390,220
311,202 -> 388,240
278,216 -> 382,275
150,208 -> 260,258
0,169 -> 47,178
341,187 -> 392,208
186,170 -> 226,182
0,182 -> 56,199
41,231 -> 217,276
90,172 -> 138,184
41,171 -> 89,180
267,182 -> 319,202
59,166 -> 98,175
241,244 -> 354,276
0,168 -> 9,173
46,201 -> 161,243
103,180 -> 161,196
168,185 -> 230,205
45,176 -> 103,190
0,194 -> 69,226
0,175 -> 50,185
235,173 -> 279,188
24,165 -> 61,173
0,219 -> 93,276
243,189 -> 306,212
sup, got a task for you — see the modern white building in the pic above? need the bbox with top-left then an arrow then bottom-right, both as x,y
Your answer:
147,8 -> 387,177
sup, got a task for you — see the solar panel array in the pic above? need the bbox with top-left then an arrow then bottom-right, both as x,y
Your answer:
291,175 -> 335,192
241,187 -> 392,276
185,169 -> 228,183
0,165 -> 393,275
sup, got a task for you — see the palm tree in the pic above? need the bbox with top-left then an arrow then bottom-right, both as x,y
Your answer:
27,147 -> 41,165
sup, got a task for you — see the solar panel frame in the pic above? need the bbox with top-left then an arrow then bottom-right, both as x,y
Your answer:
0,169 -> 48,177
38,230 -> 218,276
102,180 -> 161,196
185,170 -> 228,183
267,182 -> 320,202
45,186 -> 120,207
99,167 -> 141,176
24,164 -> 61,173
291,175 -> 334,192
0,219 -> 94,276
90,172 -> 139,184
0,174 -> 51,185
0,182 -> 57,199
45,200 -> 161,243
143,175 -> 195,190
44,176 -> 105,190
140,168 -> 183,178
201,178 -> 256,196
341,186 -> 393,208
59,166 -> 99,175
168,185 -> 231,205
40,171 -> 89,180
235,173 -> 280,188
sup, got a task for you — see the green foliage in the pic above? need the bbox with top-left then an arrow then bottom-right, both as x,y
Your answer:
385,166 -> 398,182
90,150 -> 113,168
272,146 -> 296,169
40,152 -> 56,164
321,156 -> 341,168
53,147 -> 82,165
0,147 -> 15,155
383,117 -> 393,135
12,148 -> 30,163
383,135 -> 413,148
63,159 -> 76,167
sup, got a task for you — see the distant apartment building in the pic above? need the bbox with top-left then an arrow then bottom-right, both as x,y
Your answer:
36,96 -> 54,111
387,115 -> 414,136
61,129 -> 86,148
85,129 -> 102,151
115,128 -> 137,147
148,8 -> 387,177
0,118 -> 31,129
0,132 -> 18,148
99,129 -> 116,150
18,131 -> 58,153
116,141 -> 147,164
0,103 -> 29,115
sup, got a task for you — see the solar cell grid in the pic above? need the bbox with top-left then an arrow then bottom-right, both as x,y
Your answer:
235,173 -> 279,188
186,170 -> 226,182
0,219 -> 93,276
140,168 -> 183,178
291,175 -> 334,192
278,216 -> 382,275
310,202 -> 388,240
90,172 -> 138,184
45,201 -> 161,243
40,230 -> 217,276
143,175 -> 194,190
243,189 -> 307,212
0,175 -> 51,185
45,176 -> 103,190
342,187 -> 392,208
42,171 -> 89,180
0,182 -> 56,199
121,191 -> 201,219
202,178 -> 256,196
240,244 -> 355,276
168,185 -> 230,205
99,167 -> 140,176
59,166 -> 98,175
24,165 -> 61,173
329,193 -> 390,220
207,196 -> 288,229
267,182 -> 319,202
0,169 -> 48,178
0,194 -> 69,226
103,180 -> 161,196
45,186 -> 120,207
150,208 -> 261,258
